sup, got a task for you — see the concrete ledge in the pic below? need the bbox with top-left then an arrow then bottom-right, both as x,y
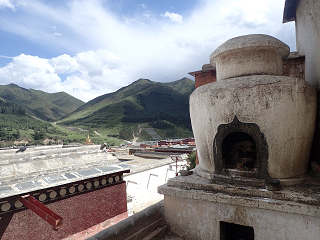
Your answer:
163,194 -> 320,239
158,174 -> 320,218
195,167 -> 307,187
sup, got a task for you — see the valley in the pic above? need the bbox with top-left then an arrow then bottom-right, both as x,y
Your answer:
0,78 -> 195,147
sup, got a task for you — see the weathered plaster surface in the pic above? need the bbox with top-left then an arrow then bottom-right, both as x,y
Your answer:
163,195 -> 320,240
190,75 -> 317,179
214,49 -> 283,81
282,53 -> 305,80
158,174 -> 320,240
210,34 -> 289,81
159,174 -> 320,212
295,0 -> 320,87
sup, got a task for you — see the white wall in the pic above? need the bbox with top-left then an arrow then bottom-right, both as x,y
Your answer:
124,160 -> 187,213
164,195 -> 320,240
295,0 -> 320,87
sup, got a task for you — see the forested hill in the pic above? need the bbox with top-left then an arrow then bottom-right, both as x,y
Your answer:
164,77 -> 195,96
0,98 -> 25,115
58,77 -> 195,138
0,98 -> 64,142
0,84 -> 84,121
0,78 -> 195,143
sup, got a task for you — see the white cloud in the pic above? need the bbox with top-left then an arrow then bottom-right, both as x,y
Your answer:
0,54 -> 61,90
74,50 -> 122,77
50,54 -> 79,74
220,0 -> 269,28
0,0 -> 15,10
47,32 -> 62,38
0,50 -> 130,102
161,11 -> 183,24
122,14 -> 137,24
0,55 -> 14,59
0,0 -> 26,10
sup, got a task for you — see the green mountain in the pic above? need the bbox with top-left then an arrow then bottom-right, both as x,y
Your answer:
0,84 -> 84,121
164,77 -> 195,96
58,78 -> 194,139
0,98 -> 63,143
0,98 -> 25,115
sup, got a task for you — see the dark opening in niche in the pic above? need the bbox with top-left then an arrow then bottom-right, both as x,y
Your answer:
213,116 -> 269,179
220,221 -> 254,240
222,132 -> 257,171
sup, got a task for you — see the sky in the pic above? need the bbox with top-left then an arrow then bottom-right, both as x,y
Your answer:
0,0 -> 295,102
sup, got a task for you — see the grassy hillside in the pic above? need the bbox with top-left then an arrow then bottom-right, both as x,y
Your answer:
61,83 -> 190,127
164,77 -> 195,96
0,98 -> 64,143
0,84 -> 84,121
58,78 -> 194,140
59,78 -> 194,124
0,78 -> 194,143
0,98 -> 124,147
60,79 -> 155,123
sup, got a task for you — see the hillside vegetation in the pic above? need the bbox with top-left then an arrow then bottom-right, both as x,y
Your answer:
164,77 -> 195,95
58,78 -> 195,140
0,78 -> 195,145
0,98 -> 65,144
0,84 -> 84,121
0,98 -> 124,147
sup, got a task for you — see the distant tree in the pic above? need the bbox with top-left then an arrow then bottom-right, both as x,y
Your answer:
15,129 -> 20,139
33,128 -> 46,140
187,151 -> 197,170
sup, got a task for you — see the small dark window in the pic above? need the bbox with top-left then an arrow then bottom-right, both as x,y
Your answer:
222,132 -> 257,171
220,221 -> 254,240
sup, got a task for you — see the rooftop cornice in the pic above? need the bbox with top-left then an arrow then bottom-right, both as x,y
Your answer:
283,0 -> 299,23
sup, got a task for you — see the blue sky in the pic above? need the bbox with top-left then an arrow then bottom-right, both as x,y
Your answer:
0,0 -> 295,102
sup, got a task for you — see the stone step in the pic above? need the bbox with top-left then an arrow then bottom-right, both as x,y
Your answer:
162,231 -> 185,240
142,226 -> 168,240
